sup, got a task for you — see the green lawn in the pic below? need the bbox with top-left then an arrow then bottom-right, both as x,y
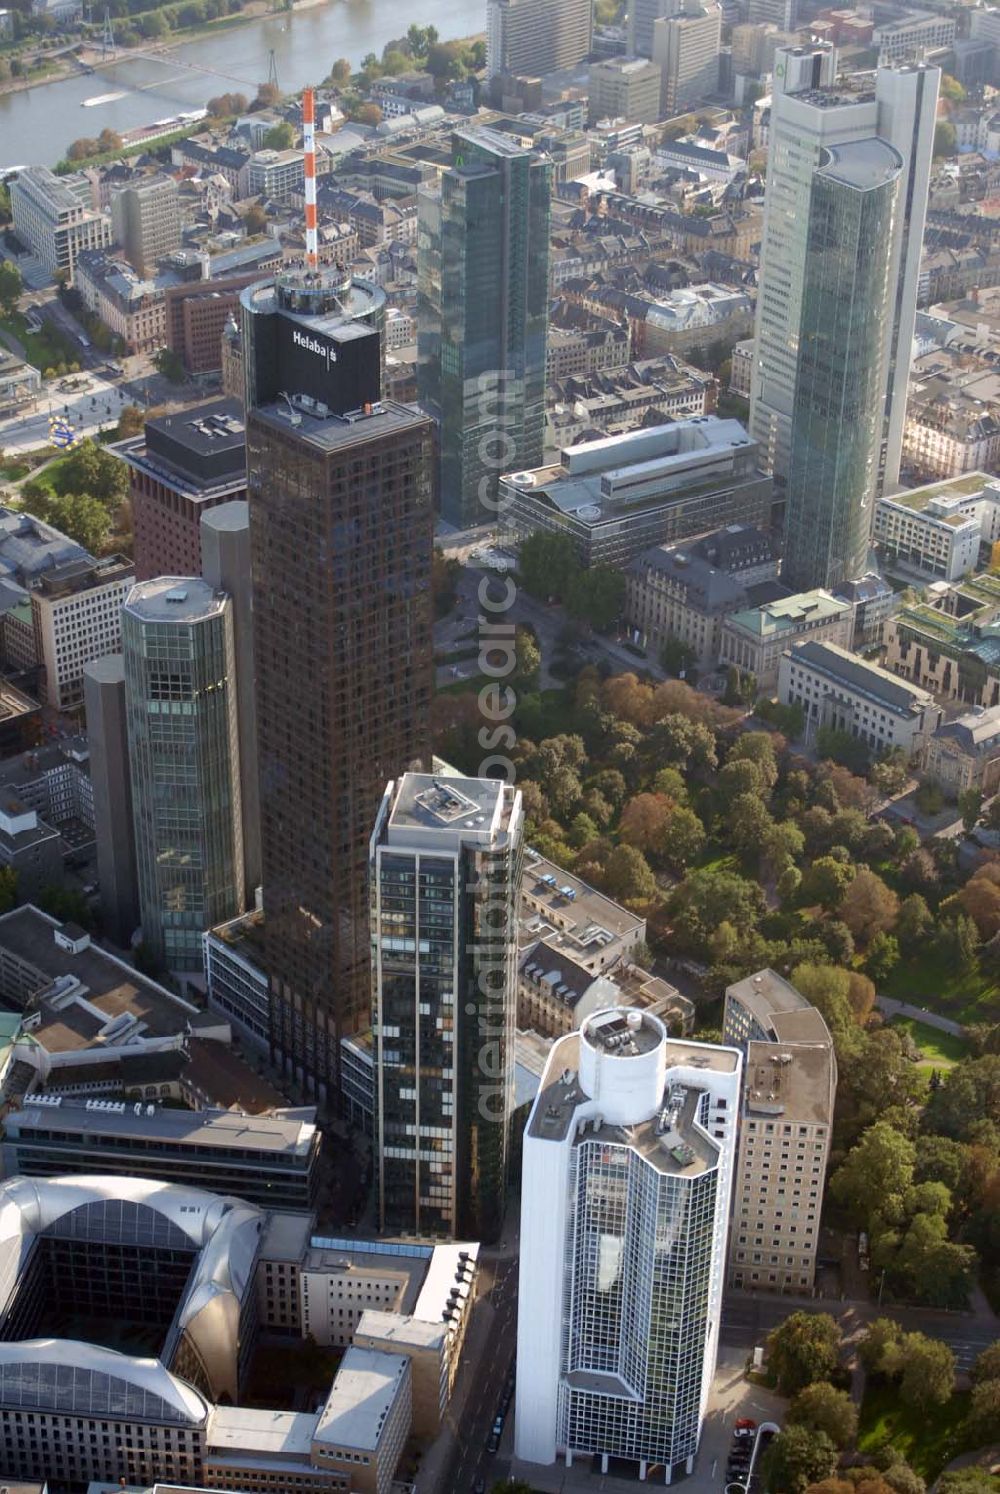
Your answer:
881,947 -> 1000,1027
0,311 -> 79,374
858,1383 -> 975,1481
890,1016 -> 970,1067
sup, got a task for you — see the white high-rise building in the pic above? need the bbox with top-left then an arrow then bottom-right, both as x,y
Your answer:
515,1009 -> 742,1483
750,47 -> 939,531
486,0 -> 593,82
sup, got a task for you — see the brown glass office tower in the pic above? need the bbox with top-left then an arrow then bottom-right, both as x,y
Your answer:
241,266 -> 435,1099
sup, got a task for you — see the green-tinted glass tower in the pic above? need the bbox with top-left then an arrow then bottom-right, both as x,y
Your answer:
123,576 -> 245,971
418,128 -> 551,530
782,139 -> 902,592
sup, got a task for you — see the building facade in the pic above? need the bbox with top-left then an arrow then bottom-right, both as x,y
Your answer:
779,639 -> 941,754
924,704 -> 1000,796
723,970 -> 836,1294
10,166 -> 111,283
486,0 -> 593,83
417,128 -> 551,530
110,175 -> 181,278
750,47 -> 939,588
371,774 -> 523,1243
515,1012 -> 741,1481
30,555 -> 135,712
718,589 -> 854,691
116,400 -> 247,583
500,417 -> 773,570
653,3 -> 722,117
122,577 -> 245,971
83,654 -> 140,946
588,57 -> 663,125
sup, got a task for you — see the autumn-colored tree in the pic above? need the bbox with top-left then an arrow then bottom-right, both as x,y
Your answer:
839,868 -> 899,944
618,793 -> 672,855
959,865 -> 1000,939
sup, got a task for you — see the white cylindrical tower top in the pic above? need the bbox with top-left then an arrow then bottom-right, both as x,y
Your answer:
578,1008 -> 667,1127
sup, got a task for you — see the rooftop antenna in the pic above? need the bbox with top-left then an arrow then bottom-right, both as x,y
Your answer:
303,84 -> 318,271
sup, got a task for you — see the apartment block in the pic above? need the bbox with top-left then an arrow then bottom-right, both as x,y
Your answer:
653,3 -> 722,116
110,174 -> 181,277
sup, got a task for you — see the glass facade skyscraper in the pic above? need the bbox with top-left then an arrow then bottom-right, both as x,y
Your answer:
370,774 -> 523,1243
122,577 -> 245,971
418,128 -> 551,530
783,140 -> 902,591
750,48 -> 939,589
516,1012 -> 741,1481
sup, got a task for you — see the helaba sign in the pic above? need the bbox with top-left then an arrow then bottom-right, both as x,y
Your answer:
291,327 -> 338,368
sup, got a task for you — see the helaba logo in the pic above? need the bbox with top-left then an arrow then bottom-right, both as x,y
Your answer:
291,328 -> 337,367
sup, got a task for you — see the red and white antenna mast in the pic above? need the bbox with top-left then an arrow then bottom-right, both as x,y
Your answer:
303,85 -> 318,270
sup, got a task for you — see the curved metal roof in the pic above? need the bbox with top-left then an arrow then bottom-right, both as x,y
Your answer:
0,1339 -> 209,1424
0,1176 -> 263,1405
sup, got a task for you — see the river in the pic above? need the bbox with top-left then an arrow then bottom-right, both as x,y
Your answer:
0,0 -> 487,168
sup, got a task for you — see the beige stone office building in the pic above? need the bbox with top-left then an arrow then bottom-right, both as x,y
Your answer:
724,970 -> 837,1293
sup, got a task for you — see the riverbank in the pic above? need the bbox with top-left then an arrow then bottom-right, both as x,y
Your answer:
0,0 -> 487,168
0,0 -> 313,102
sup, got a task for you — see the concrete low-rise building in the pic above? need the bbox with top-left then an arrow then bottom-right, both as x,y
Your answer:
778,639 -> 942,756
923,703 -> 1000,796
719,590 -> 853,692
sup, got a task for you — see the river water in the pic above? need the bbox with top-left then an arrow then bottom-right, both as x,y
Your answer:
0,0 -> 487,168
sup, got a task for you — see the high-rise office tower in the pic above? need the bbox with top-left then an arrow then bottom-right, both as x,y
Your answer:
629,0 -> 675,59
122,577 -> 245,971
370,773 -> 523,1242
111,175 -> 181,278
653,1 -> 722,115
417,128 -> 550,530
750,46 -> 939,590
486,0 -> 593,84
516,1011 -> 741,1481
242,262 -> 435,1098
723,970 -> 837,1294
